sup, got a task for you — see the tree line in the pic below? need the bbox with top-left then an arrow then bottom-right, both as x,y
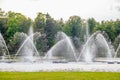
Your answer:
0,8 -> 120,55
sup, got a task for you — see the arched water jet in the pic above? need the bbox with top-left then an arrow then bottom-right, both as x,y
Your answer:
0,33 -> 10,61
77,31 -> 112,63
14,32 -> 41,62
45,39 -> 65,59
96,33 -> 112,58
13,32 -> 28,48
85,21 -> 90,41
77,31 -> 101,62
45,31 -> 77,61
59,32 -> 77,61
114,44 -> 120,58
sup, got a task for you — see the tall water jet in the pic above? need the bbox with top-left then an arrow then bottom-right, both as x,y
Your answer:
0,33 -> 10,61
45,31 -> 77,61
85,21 -> 90,41
26,26 -> 34,62
14,27 -> 40,62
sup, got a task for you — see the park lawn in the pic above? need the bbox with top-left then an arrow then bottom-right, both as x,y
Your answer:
0,72 -> 120,80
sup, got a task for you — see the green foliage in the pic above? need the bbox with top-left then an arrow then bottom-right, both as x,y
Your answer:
2,11 -> 32,54
55,18 -> 64,31
114,19 -> 120,37
63,16 -> 82,38
34,13 -> 47,52
34,13 -> 62,51
45,14 -> 59,49
8,32 -> 27,55
35,34 -> 48,54
62,15 -> 85,46
7,11 -> 31,33
0,17 -> 7,36
94,20 -> 119,42
6,11 -> 31,42
34,12 -> 46,33
87,18 -> 97,34
6,16 -> 19,40
0,8 -> 7,38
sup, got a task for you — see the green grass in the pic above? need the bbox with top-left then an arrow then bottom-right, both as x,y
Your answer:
0,72 -> 120,80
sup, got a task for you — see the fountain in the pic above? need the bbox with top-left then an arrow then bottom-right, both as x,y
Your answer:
14,26 -> 41,62
77,31 -> 113,63
0,24 -> 119,72
45,31 -> 77,62
0,33 -> 10,62
113,44 -> 120,64
44,29 -> 113,63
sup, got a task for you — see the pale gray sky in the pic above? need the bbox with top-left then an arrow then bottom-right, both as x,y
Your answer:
0,0 -> 120,21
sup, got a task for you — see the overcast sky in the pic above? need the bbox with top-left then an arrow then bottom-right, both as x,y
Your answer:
0,0 -> 120,21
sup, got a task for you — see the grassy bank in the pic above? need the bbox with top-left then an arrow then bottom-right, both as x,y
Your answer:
0,72 -> 120,80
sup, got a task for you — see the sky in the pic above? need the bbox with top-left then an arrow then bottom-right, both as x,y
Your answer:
0,0 -> 120,21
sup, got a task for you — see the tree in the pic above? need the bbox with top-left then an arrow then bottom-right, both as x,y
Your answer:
8,32 -> 27,55
63,16 -> 82,37
95,20 -> 116,42
6,11 -> 32,54
56,18 -> 64,31
87,18 -> 97,34
44,13 -> 59,49
6,11 -> 31,42
34,13 -> 63,52
114,19 -> 120,37
35,34 -> 48,54
0,8 -> 7,37
62,15 -> 84,45
105,21 -> 116,41
18,17 -> 32,33
62,16 -> 84,49
34,12 -> 46,33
